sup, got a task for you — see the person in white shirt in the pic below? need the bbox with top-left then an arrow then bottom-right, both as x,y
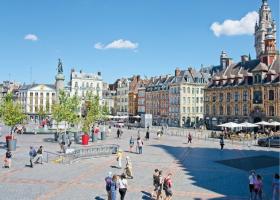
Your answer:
118,173 -> 128,200
248,170 -> 256,200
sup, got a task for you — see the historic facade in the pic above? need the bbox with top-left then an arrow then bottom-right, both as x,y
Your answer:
18,84 -> 56,119
169,68 -> 209,127
204,0 -> 279,129
70,69 -> 102,100
116,78 -> 129,116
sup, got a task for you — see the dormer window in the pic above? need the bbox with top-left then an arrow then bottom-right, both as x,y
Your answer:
254,74 -> 262,83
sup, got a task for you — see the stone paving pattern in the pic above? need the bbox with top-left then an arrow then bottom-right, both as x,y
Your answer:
0,126 -> 279,200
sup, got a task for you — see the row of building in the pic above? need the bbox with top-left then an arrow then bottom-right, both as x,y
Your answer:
1,0 -> 279,128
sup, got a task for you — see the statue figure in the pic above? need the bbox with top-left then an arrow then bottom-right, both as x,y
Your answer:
57,58 -> 63,74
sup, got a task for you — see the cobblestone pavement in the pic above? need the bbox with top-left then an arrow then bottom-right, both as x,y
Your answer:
0,126 -> 279,200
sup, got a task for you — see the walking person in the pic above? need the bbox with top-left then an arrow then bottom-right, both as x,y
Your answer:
110,175 -> 119,200
145,129 -> 150,140
35,146 -> 43,164
117,129 -> 121,139
125,156 -> 133,179
137,137 -> 143,154
156,170 -> 164,200
163,173 -> 173,200
118,173 -> 128,200
3,150 -> 12,168
116,150 -> 123,169
249,170 -> 256,200
253,174 -> 263,200
220,136 -> 225,150
151,169 -> 159,198
105,172 -> 112,200
29,146 -> 37,168
129,136 -> 134,153
272,173 -> 280,200
187,133 -> 192,144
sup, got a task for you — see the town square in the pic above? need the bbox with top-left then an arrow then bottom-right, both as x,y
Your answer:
0,0 -> 279,200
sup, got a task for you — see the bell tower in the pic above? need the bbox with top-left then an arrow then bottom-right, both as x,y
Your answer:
254,0 -> 277,58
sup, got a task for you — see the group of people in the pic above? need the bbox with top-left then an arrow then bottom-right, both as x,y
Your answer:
116,152 -> 133,179
105,172 -> 128,200
29,146 -> 44,168
151,169 -> 173,200
128,136 -> 144,154
3,145 -> 44,169
249,170 -> 280,200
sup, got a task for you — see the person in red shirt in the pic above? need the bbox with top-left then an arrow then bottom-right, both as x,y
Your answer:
163,173 -> 173,200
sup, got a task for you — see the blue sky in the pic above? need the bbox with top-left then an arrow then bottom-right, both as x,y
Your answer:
0,0 -> 279,84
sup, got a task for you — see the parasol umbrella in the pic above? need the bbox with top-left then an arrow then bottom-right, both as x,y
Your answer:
218,122 -> 240,128
240,122 -> 258,135
268,121 -> 280,132
255,121 -> 270,133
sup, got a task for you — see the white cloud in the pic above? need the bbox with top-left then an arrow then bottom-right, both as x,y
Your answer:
94,39 -> 138,50
24,34 -> 38,41
210,11 -> 259,37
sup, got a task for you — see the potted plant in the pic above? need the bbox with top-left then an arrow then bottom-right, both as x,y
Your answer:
0,93 -> 26,151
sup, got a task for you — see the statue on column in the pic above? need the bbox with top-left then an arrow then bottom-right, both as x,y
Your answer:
57,58 -> 63,74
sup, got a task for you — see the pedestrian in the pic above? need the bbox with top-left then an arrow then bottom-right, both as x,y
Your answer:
3,150 -> 12,168
105,172 -> 112,200
29,146 -> 37,168
145,129 -> 150,140
156,170 -> 164,200
35,146 -> 43,164
187,133 -> 192,143
108,126 -> 112,136
137,137 -> 144,154
163,173 -> 173,200
220,136 -> 224,150
118,173 -> 128,200
249,170 -> 256,200
151,169 -> 159,198
129,136 -> 134,153
117,129 -> 121,139
253,174 -> 263,200
125,156 -> 133,179
272,173 -> 280,200
116,149 -> 123,169
110,175 -> 119,200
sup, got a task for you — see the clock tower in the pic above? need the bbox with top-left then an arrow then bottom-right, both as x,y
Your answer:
254,0 -> 276,59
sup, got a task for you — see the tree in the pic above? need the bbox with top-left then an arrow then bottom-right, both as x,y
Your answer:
52,91 -> 80,135
37,105 -> 47,122
0,93 -> 26,134
82,93 -> 109,133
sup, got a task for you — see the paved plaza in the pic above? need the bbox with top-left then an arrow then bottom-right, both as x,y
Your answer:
0,126 -> 279,200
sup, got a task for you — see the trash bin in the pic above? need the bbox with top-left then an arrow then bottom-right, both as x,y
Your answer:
74,132 -> 80,144
82,134 -> 89,145
54,132 -> 59,141
6,136 -> 17,151
101,131 -> 105,140
92,132 -> 97,142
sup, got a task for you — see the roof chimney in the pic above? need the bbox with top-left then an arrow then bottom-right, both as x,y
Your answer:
175,68 -> 180,77
241,55 -> 249,63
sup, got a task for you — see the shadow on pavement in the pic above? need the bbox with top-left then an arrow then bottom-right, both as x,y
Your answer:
141,190 -> 152,200
94,196 -> 105,200
151,144 -> 279,200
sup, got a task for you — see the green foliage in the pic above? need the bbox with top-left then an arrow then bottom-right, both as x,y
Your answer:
51,91 -> 80,131
38,105 -> 47,120
0,93 -> 26,133
82,94 -> 109,133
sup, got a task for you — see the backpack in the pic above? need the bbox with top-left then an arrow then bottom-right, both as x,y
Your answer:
153,174 -> 160,186
105,177 -> 111,191
163,178 -> 170,190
